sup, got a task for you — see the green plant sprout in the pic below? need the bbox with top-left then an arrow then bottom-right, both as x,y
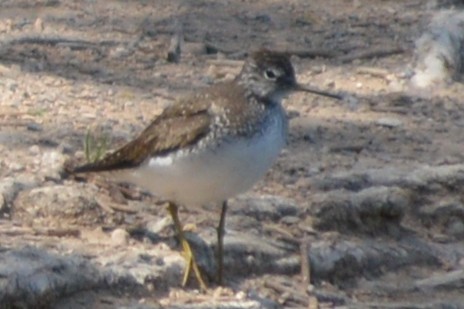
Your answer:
83,128 -> 109,163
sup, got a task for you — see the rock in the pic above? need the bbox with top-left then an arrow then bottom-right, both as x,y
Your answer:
218,231 -> 299,277
447,219 -> 464,237
344,93 -> 360,111
415,270 -> 464,291
7,162 -> 24,172
28,145 -> 40,155
111,228 -> 130,246
375,117 -> 403,128
0,246 -> 104,308
26,122 -> 43,132
419,200 -> 464,237
279,215 -> 300,225
183,42 -> 207,55
352,301 -> 461,309
96,246 -> 185,291
34,18 -> 44,31
0,245 -> 175,308
312,170 -> 373,191
306,238 -> 440,286
411,10 -> 464,88
0,177 -> 35,212
146,216 -> 172,234
312,164 -> 464,192
13,184 -> 105,227
313,289 -> 347,306
229,195 -> 299,222
254,14 -> 272,23
120,305 -> 162,309
167,32 -> 182,63
313,186 -> 409,235
407,164 -> 464,189
39,150 -> 68,179
167,300 -> 278,309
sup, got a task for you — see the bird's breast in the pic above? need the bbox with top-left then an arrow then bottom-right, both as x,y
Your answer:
122,106 -> 287,206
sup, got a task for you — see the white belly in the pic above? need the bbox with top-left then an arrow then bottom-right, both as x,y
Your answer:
119,111 -> 287,206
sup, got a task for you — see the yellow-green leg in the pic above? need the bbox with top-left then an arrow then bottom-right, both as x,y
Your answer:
167,202 -> 208,291
216,200 -> 228,285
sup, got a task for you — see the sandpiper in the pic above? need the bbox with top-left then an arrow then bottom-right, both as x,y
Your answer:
69,50 -> 341,290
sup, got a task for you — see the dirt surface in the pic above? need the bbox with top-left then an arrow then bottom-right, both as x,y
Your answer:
1,0 -> 464,308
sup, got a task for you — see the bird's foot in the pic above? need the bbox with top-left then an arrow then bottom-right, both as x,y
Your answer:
179,236 -> 208,291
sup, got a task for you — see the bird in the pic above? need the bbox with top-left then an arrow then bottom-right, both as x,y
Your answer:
68,49 -> 341,291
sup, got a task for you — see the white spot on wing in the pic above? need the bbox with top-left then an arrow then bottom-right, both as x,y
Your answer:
149,156 -> 174,166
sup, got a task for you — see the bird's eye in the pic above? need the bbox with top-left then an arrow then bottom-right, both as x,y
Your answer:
264,69 -> 278,80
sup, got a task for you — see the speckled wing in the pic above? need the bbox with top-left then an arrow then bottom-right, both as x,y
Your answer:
72,99 -> 211,173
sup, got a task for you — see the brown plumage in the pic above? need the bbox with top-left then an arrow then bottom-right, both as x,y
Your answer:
72,99 -> 211,172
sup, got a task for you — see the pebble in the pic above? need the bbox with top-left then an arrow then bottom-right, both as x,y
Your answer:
34,18 -> 44,32
344,93 -> 360,111
0,194 -> 5,211
146,217 -> 172,234
254,13 -> 272,23
111,228 -> 130,246
224,73 -> 235,80
40,150 -> 67,178
27,123 -> 43,132
280,215 -> 300,225
4,19 -> 13,32
109,46 -> 131,58
28,145 -> 40,155
447,219 -> 464,237
375,117 -> 403,128
8,162 -> 24,172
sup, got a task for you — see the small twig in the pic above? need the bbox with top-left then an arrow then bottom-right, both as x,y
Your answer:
117,185 -> 143,201
355,66 -> 391,78
167,28 -> 183,63
263,224 -> 300,247
0,121 -> 32,127
0,111 -> 30,117
204,42 -> 227,54
151,90 -> 176,102
300,238 -> 311,286
204,42 -> 239,55
205,58 -> 243,67
330,144 -> 365,153
108,203 -> 138,214
369,106 -> 409,114
0,226 -> 34,236
286,49 -> 338,59
339,47 -> 405,63
265,280 -> 309,306
308,296 -> 319,309
298,225 -> 318,236
33,228 -> 81,237
10,36 -> 119,48
95,196 -> 116,214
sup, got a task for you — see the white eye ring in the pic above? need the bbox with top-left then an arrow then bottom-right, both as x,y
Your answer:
264,69 -> 278,80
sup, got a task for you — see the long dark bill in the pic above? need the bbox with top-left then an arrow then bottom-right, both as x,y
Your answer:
296,84 -> 344,100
